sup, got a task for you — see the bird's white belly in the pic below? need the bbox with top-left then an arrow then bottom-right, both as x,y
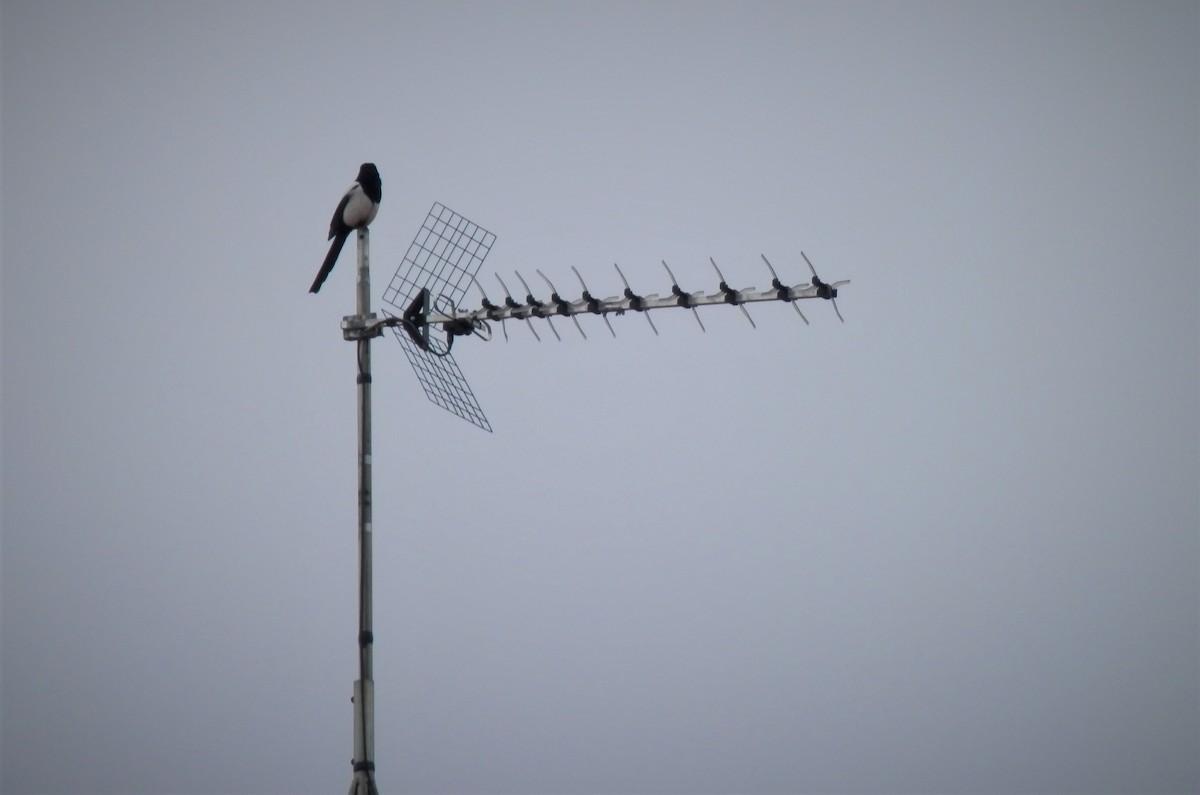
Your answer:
342,189 -> 379,228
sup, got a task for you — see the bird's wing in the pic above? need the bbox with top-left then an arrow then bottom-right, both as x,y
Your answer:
328,188 -> 354,240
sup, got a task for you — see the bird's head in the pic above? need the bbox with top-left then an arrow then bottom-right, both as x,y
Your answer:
357,163 -> 381,200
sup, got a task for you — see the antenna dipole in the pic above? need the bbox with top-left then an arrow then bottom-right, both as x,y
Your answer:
406,254 -> 849,333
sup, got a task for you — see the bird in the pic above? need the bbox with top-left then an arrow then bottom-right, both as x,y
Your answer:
309,163 -> 382,293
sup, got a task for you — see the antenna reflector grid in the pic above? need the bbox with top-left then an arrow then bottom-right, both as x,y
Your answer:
382,202 -> 496,430
382,202 -> 497,355
387,317 -> 493,432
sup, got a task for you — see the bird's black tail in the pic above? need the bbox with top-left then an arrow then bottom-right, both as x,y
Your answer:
310,231 -> 350,293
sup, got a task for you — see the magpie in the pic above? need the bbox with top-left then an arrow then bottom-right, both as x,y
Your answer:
309,163 -> 382,293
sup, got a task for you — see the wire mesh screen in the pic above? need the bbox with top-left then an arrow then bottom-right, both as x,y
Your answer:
382,202 -> 496,351
387,318 -> 493,432
382,202 -> 495,432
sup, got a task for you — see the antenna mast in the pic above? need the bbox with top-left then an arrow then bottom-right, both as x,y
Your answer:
341,228 -> 379,795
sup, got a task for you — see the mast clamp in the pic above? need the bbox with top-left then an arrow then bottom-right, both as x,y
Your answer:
342,313 -> 384,341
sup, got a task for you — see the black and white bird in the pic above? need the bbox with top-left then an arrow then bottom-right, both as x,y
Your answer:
309,163 -> 382,293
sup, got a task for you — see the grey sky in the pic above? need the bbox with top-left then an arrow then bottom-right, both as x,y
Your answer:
2,1 -> 1197,794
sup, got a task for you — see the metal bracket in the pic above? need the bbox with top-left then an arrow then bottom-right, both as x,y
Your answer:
342,313 -> 384,341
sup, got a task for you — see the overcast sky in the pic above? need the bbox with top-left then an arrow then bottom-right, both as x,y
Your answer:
2,2 -> 1197,794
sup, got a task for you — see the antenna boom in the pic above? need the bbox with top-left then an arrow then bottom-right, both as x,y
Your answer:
420,275 -> 847,326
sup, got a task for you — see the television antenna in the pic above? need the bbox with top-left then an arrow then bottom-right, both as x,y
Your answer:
331,201 -> 849,792
373,203 -> 849,432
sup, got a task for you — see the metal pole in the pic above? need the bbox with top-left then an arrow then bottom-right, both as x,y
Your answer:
349,226 -> 379,795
